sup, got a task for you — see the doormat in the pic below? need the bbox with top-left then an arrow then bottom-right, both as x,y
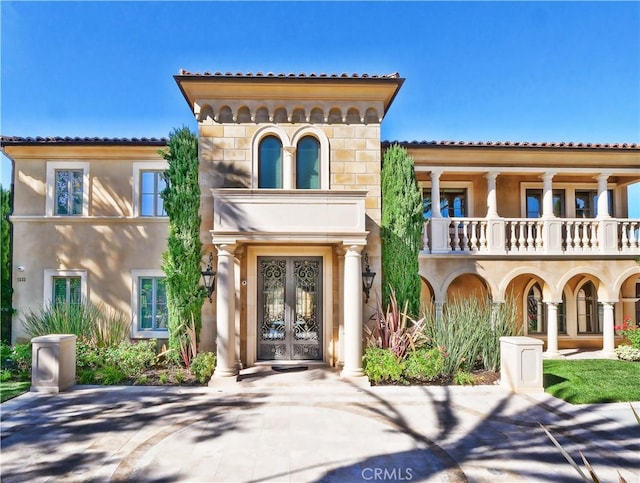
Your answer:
271,365 -> 309,373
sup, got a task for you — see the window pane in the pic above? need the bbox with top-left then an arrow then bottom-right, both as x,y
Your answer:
422,189 -> 466,218
259,136 -> 282,188
139,278 -> 154,329
140,171 -> 166,216
296,137 -> 319,189
155,279 -> 168,330
55,171 -> 69,215
53,278 -> 68,305
71,171 -> 83,215
69,277 -> 82,305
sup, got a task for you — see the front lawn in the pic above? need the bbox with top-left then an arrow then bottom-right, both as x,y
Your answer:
543,359 -> 640,404
0,381 -> 30,403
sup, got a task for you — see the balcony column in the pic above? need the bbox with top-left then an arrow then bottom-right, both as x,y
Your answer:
544,301 -> 562,358
485,171 -> 505,254
540,172 -> 562,254
485,171 -> 499,219
601,301 -> 616,358
541,172 -> 556,219
596,173 -> 617,253
341,244 -> 367,381
211,243 -> 238,380
430,170 -> 443,218
596,173 -> 611,219
430,170 -> 450,253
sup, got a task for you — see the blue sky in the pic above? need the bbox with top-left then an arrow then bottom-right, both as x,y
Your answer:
1,1 -> 639,210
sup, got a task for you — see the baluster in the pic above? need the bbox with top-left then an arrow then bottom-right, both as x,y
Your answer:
518,221 -> 526,252
422,220 -> 430,252
461,221 -> 470,252
590,221 -> 598,250
451,219 -> 461,251
630,222 -> 639,249
581,221 -> 589,252
479,221 -> 487,251
573,221 -> 582,250
620,222 -> 629,251
508,221 -> 517,253
535,221 -> 543,250
470,221 -> 478,251
526,221 -> 535,251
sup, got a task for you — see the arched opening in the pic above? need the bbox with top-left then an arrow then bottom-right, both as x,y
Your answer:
258,136 -> 283,188
218,106 -> 233,123
296,136 -> 320,189
577,280 -> 602,333
237,106 -> 251,123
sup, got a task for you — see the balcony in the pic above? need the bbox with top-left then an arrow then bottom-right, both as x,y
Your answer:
210,188 -> 368,244
423,217 -> 640,255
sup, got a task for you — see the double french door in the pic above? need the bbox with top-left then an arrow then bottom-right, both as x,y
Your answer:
257,256 -> 322,360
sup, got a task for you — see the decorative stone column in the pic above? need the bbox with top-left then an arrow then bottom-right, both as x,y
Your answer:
485,171 -> 499,219
430,170 -> 443,218
596,173 -> 611,219
283,146 -> 295,190
541,172 -> 556,219
601,301 -> 616,358
544,301 -> 562,358
211,243 -> 238,380
341,244 -> 367,382
540,172 -> 563,254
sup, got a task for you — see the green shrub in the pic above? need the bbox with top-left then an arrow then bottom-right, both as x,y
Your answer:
1,368 -> 12,382
77,369 -> 98,384
190,351 -> 216,383
453,370 -> 475,386
617,317 -> 640,349
22,300 -> 130,348
76,341 -> 106,372
95,365 -> 126,385
403,347 -> 445,383
615,344 -> 640,362
423,296 -> 519,376
159,372 -> 169,384
0,341 -> 11,368
104,340 -> 157,379
363,346 -> 405,385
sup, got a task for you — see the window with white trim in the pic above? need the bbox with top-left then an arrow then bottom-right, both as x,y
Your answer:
131,270 -> 168,338
132,162 -> 169,217
140,171 -> 167,216
43,269 -> 87,306
46,162 -> 90,216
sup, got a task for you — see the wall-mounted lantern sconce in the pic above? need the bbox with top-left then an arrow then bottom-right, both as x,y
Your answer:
361,253 -> 376,303
201,252 -> 217,303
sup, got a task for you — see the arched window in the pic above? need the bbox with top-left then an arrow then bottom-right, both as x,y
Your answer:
577,281 -> 603,333
296,136 -> 320,189
259,136 -> 282,188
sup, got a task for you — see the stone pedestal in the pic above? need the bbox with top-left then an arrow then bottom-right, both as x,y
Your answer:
500,336 -> 544,394
31,334 -> 76,393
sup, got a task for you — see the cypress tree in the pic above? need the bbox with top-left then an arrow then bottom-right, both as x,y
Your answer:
159,127 -> 204,357
381,144 -> 423,318
1,186 -> 13,341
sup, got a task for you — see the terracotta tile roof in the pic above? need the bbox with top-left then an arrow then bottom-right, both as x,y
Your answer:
0,136 -> 168,146
177,70 -> 401,79
383,140 -> 640,150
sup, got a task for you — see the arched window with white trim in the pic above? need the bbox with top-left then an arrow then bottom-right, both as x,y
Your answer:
296,136 -> 320,189
259,136 -> 283,188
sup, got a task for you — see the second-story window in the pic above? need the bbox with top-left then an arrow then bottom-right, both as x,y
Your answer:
140,171 -> 167,216
576,189 -> 613,218
55,169 -> 83,215
259,136 -> 283,188
423,188 -> 467,218
296,136 -> 320,189
526,189 -> 565,218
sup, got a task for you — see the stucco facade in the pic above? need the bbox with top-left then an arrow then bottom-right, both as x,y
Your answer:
2,71 -> 639,381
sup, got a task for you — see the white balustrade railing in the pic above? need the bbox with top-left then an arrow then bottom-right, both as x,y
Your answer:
422,217 -> 640,255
